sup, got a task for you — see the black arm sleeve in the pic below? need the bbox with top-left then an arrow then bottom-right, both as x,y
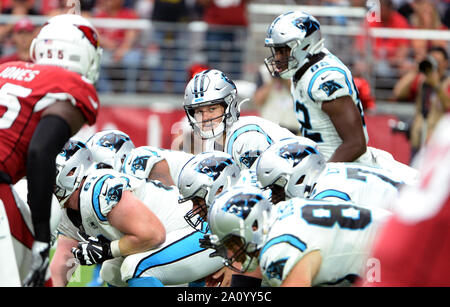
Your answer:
27,115 -> 71,243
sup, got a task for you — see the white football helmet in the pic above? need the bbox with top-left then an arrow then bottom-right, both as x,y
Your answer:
178,151 -> 241,231
256,137 -> 325,200
86,130 -> 135,171
121,146 -> 165,180
264,11 -> 324,79
30,14 -> 103,83
207,186 -> 272,273
184,69 -> 242,140
54,139 -> 93,205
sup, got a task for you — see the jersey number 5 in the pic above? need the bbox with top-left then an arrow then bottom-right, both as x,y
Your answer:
0,83 -> 31,129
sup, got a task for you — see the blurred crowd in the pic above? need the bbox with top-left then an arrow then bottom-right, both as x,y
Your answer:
0,0 -> 448,105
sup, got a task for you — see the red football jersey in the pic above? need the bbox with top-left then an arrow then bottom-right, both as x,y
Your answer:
0,61 -> 99,184
365,115 -> 450,286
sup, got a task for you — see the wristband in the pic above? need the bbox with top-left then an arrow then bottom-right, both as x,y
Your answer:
110,240 -> 122,258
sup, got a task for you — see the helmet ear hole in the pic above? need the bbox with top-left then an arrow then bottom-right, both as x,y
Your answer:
296,175 -> 305,185
252,220 -> 259,231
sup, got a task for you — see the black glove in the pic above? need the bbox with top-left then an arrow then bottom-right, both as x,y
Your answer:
23,241 -> 51,287
71,232 -> 113,265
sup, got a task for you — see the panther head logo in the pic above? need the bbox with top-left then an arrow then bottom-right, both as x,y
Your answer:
61,140 -> 86,161
98,133 -> 130,152
195,156 -> 234,181
293,16 -> 320,37
222,192 -> 264,220
278,143 -> 317,167
319,80 -> 343,97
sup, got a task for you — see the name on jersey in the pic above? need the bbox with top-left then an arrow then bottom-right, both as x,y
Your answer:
0,66 -> 40,82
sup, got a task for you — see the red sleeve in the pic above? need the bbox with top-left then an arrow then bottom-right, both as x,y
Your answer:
33,66 -> 99,125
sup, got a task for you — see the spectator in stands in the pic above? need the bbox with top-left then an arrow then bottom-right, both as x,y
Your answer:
148,0 -> 191,93
1,0 -> 39,15
393,46 -> 450,159
0,0 -> 39,51
94,0 -> 141,93
409,0 -> 448,62
45,0 -> 96,17
253,64 -> 299,135
197,0 -> 249,80
0,17 -> 35,64
356,0 -> 412,77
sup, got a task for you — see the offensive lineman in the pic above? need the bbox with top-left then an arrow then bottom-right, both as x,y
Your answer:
256,137 -> 409,210
205,186 -> 392,286
53,140 -> 223,286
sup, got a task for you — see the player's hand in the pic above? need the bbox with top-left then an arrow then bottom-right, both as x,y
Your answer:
71,232 -> 113,265
23,241 -> 51,287
205,267 -> 233,287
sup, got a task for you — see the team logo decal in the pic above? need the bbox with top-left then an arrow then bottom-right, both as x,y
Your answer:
195,156 -> 234,180
265,258 -> 288,281
239,150 -> 261,169
292,16 -> 320,37
131,156 -> 150,174
97,133 -> 130,152
105,184 -> 123,205
319,80 -> 343,97
60,140 -> 86,161
278,143 -> 317,167
222,193 -> 263,220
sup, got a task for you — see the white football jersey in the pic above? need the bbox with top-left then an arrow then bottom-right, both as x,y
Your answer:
291,49 -> 369,161
259,198 -> 391,286
121,146 -> 194,187
204,116 -> 296,170
71,169 -> 191,241
309,162 -> 405,210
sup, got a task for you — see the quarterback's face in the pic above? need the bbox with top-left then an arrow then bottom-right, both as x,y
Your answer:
193,104 -> 225,131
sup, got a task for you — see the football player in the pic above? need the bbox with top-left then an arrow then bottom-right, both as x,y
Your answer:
121,145 -> 194,187
86,129 -> 136,171
264,11 -> 418,181
0,14 -> 102,287
52,140 -> 223,287
183,69 -> 300,170
178,151 -> 264,287
366,115 -> 450,286
205,186 -> 392,286
256,136 -> 408,210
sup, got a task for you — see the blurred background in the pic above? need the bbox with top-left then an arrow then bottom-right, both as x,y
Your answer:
1,0 -> 449,166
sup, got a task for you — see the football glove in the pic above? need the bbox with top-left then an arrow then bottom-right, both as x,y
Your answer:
71,232 -> 113,265
23,241 -> 51,287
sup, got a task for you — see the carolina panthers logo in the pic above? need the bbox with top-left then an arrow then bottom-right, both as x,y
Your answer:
97,133 -> 130,152
265,258 -> 288,281
60,140 -> 86,161
131,156 -> 150,174
319,80 -> 343,97
239,150 -> 261,169
293,16 -> 320,37
278,143 -> 317,167
222,193 -> 264,220
195,157 -> 234,181
106,184 -> 123,205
